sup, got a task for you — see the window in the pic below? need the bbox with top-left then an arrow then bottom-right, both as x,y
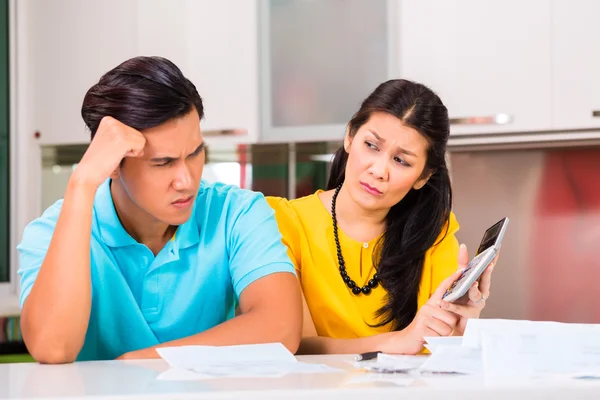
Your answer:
0,0 -> 9,284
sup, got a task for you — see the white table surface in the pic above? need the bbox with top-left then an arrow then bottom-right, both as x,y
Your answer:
1,354 -> 599,400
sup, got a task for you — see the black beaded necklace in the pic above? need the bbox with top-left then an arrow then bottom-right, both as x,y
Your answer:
332,184 -> 379,296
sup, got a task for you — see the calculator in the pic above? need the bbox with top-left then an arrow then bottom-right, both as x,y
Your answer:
442,217 -> 509,303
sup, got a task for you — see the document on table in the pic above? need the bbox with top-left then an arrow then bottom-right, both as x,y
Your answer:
156,343 -> 340,380
423,336 -> 463,353
157,343 -> 296,369
420,346 -> 483,375
158,363 -> 339,381
462,318 -> 600,349
369,353 -> 429,372
364,345 -> 481,375
363,319 -> 600,379
481,330 -> 600,378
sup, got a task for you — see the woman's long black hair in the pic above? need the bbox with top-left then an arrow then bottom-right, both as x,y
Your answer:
328,79 -> 452,331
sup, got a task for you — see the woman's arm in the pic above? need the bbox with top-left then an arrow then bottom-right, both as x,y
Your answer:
297,270 -> 464,355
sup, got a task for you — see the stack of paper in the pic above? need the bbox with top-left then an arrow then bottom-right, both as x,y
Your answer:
476,324 -> 600,379
420,345 -> 483,375
423,336 -> 463,353
363,337 -> 481,376
363,319 -> 600,379
367,353 -> 429,373
156,343 -> 339,380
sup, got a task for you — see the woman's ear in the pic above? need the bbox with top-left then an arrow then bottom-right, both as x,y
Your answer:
343,129 -> 352,152
413,170 -> 434,190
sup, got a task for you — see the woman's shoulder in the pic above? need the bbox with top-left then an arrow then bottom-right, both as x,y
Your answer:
446,211 -> 460,235
433,211 -> 460,240
423,212 -> 461,295
266,191 -> 326,219
423,211 -> 461,259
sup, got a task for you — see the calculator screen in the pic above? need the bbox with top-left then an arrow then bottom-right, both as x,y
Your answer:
476,218 -> 505,255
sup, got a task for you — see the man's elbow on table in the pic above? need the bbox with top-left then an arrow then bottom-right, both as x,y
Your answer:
21,310 -> 83,364
31,347 -> 78,365
23,333 -> 81,364
240,272 -> 303,354
273,314 -> 303,354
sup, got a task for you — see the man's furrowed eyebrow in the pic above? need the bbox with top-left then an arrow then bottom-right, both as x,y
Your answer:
150,156 -> 175,163
190,142 -> 205,156
149,142 -> 205,163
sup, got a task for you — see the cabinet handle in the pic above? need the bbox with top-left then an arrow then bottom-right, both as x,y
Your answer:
592,111 -> 600,118
203,128 -> 248,137
450,114 -> 512,126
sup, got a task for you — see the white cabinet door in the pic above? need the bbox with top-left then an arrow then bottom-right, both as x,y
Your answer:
398,0 -> 552,136
183,0 -> 260,144
259,0 -> 393,143
552,0 -> 600,130
136,0 -> 189,71
119,0 -> 260,145
29,0 -> 137,145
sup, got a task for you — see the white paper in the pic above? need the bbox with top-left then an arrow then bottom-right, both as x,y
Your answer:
481,330 -> 600,378
424,336 -> 463,353
158,363 -> 340,381
366,349 -> 480,375
156,343 -> 297,370
462,319 -> 600,349
156,343 -> 340,380
158,365 -> 288,380
419,346 -> 483,375
370,354 -> 428,372
568,370 -> 600,380
157,368 -> 226,381
367,320 -> 600,379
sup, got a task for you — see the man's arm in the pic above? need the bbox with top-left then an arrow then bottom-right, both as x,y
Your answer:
120,271 -> 302,359
20,117 -> 147,364
20,179 -> 96,364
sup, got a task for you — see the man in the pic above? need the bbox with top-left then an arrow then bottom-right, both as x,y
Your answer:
17,56 -> 302,363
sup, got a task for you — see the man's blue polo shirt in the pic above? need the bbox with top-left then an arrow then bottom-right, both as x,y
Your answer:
17,179 -> 296,361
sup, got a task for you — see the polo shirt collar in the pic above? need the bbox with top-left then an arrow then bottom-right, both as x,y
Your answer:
172,197 -> 200,250
94,179 -> 137,248
94,179 -> 200,250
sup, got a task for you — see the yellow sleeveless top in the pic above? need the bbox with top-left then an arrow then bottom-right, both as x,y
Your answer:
267,193 -> 460,338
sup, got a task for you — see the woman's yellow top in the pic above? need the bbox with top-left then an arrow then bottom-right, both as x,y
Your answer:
267,193 -> 460,338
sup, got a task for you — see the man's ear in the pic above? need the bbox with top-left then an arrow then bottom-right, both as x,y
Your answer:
413,170 -> 433,190
109,161 -> 123,180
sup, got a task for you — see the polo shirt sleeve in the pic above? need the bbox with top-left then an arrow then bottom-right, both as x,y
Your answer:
16,200 -> 63,308
227,191 -> 297,298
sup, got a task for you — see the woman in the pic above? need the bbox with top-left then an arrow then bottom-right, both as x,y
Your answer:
267,79 -> 497,355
